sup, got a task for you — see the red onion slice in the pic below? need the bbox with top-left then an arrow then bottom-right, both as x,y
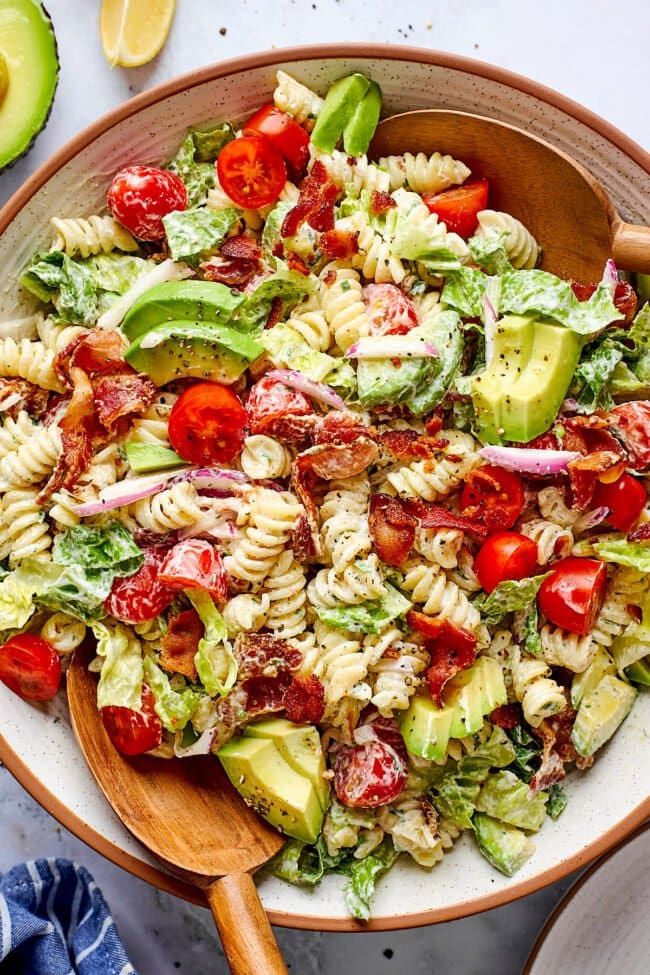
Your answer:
174,727 -> 218,758
482,293 -> 497,367
575,506 -> 610,532
352,725 -> 381,745
601,259 -> 618,298
73,467 -> 249,516
264,369 -> 348,410
345,336 -> 439,359
479,444 -> 582,475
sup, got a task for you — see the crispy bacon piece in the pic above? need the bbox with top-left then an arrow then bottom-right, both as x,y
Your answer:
283,674 -> 325,724
401,498 -> 488,536
281,160 -> 338,238
299,439 -> 378,480
158,609 -> 202,681
568,450 -> 627,510
562,414 -> 623,456
220,234 -> 262,261
64,329 -> 128,378
244,673 -> 294,717
424,621 -> 478,708
314,410 -> 376,446
490,703 -> 523,729
286,252 -> 311,276
628,522 -> 650,543
424,414 -> 444,437
370,191 -> 397,215
380,429 -> 449,460
265,295 -> 284,330
292,509 -> 319,563
319,229 -> 359,260
527,706 -> 592,795
93,372 -> 157,433
291,457 -> 322,560
0,378 -> 50,419
234,632 -> 303,683
369,493 -> 417,567
610,402 -> 650,470
201,257 -> 260,288
39,366 -> 97,500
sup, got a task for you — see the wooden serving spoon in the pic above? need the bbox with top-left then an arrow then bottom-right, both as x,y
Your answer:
67,650 -> 287,975
369,109 -> 650,281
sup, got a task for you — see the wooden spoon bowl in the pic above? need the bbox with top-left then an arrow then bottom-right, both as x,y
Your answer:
67,649 -> 287,975
370,110 -> 650,281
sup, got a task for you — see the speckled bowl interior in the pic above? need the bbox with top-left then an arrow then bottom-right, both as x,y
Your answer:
0,45 -> 648,931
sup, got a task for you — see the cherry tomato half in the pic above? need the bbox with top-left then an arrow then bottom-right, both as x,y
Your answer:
245,374 -> 313,439
592,472 -> 646,532
611,402 -> 650,471
474,531 -> 538,593
460,465 -> 526,533
159,539 -> 227,602
538,557 -> 608,636
422,178 -> 489,238
107,165 -> 188,241
105,548 -> 176,624
217,135 -> 287,209
362,283 -> 419,336
333,739 -> 407,808
243,104 -> 310,179
168,382 -> 247,466
570,280 -> 637,323
101,684 -> 163,756
0,634 -> 61,701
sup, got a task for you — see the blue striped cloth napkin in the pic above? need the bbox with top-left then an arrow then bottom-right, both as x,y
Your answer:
0,858 -> 136,974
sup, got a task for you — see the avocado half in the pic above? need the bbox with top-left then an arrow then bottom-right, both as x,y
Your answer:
0,0 -> 59,172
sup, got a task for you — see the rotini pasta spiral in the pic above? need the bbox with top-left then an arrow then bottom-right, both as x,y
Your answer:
37,317 -> 88,354
0,338 -> 64,391
240,435 -> 292,480
369,638 -> 429,715
40,613 -> 87,656
129,482 -> 204,534
378,151 -> 470,194
414,526 -> 464,569
538,624 -> 595,672
273,70 -> 324,127
384,430 -> 480,502
304,621 -> 371,727
285,294 -> 331,351
225,488 -> 301,583
0,424 -> 62,490
319,263 -> 371,352
390,189 -> 470,264
475,210 -> 540,270
0,487 -> 51,564
448,546 -> 482,593
0,411 -> 39,459
320,475 -> 372,571
50,215 -> 138,258
335,211 -> 407,284
310,147 -> 390,196
222,593 -> 270,637
519,518 -> 574,564
400,558 -> 481,631
307,554 -> 386,609
511,643 -> 567,727
264,550 -> 309,640
127,403 -> 174,450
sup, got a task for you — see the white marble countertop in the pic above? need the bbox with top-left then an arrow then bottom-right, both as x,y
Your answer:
0,1 -> 648,972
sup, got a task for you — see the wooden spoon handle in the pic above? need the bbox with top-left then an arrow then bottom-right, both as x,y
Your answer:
206,873 -> 287,975
611,221 -> 650,273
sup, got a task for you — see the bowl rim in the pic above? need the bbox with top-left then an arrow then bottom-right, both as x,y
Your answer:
0,42 -> 648,932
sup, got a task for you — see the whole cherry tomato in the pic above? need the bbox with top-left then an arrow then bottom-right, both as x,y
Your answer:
101,684 -> 163,756
243,104 -> 310,179
168,382 -> 247,466
104,548 -> 176,624
592,472 -> 646,531
333,739 -> 407,808
538,557 -> 608,636
0,634 -> 61,701
474,531 -> 538,593
107,165 -> 188,241
422,178 -> 489,238
245,374 -> 313,439
362,283 -> 419,336
460,466 -> 526,533
217,135 -> 287,209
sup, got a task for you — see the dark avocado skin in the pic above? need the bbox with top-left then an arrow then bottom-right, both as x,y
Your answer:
0,1 -> 60,172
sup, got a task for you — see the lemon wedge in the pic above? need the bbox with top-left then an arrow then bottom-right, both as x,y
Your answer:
100,0 -> 177,68
0,51 -> 8,108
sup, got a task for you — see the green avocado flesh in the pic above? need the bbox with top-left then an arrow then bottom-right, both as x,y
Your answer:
120,280 -> 245,341
471,315 -> 583,443
399,657 -> 507,760
218,730 -> 326,844
310,72 -> 371,153
342,80 -> 382,156
473,813 -> 535,877
570,647 -> 616,709
571,674 -> 636,757
124,320 -> 263,386
243,718 -> 330,811
626,657 -> 650,686
124,442 -> 184,473
0,0 -> 59,171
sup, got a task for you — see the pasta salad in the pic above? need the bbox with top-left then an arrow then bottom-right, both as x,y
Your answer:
1,69 -> 649,920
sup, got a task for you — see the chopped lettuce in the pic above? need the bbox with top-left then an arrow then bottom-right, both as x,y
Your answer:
0,572 -> 36,632
261,202 -> 293,264
21,251 -> 98,324
473,574 -> 549,626
406,310 -> 464,415
167,123 -> 234,206
237,263 -> 317,331
269,837 -> 343,886
356,321 -> 444,409
344,840 -> 399,921
468,234 -> 512,275
82,253 -> 150,296
610,303 -> 650,397
53,521 -> 143,575
475,769 -> 548,831
315,582 -> 411,634
259,320 -> 356,395
592,538 -> 650,572
91,620 -> 144,711
193,123 -> 235,162
163,208 -> 238,263
385,190 -> 467,272
546,783 -> 568,820
188,590 -> 237,696
522,604 -> 543,657
505,725 -> 541,783
142,655 -> 199,732
570,338 -> 623,411
441,266 -> 489,319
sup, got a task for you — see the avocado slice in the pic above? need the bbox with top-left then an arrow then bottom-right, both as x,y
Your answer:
473,812 -> 536,877
570,647 -> 616,708
243,718 -> 330,811
446,656 -> 507,739
342,81 -> 382,156
626,656 -> 650,686
124,442 -> 184,474
124,320 -> 263,386
310,73 -> 371,154
121,280 -> 245,341
471,315 -> 583,443
399,695 -> 454,761
0,51 -> 8,107
571,674 -> 637,758
217,736 -> 324,843
0,1 -> 59,171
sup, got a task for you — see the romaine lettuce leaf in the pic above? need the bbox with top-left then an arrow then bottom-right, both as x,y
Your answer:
167,124 -> 234,206
259,320 -> 356,394
546,783 -> 568,820
315,582 -> 411,634
505,724 -> 541,783
188,590 -> 237,696
236,263 -> 317,331
261,202 -> 293,264
82,253 -> 150,296
522,603 -> 543,656
91,620 -> 144,711
0,573 -> 36,632
570,338 -> 623,411
142,655 -> 199,732
21,251 -> 98,324
53,521 -> 143,575
473,574 -> 549,626
441,266 -> 489,319
475,769 -> 548,831
356,321 -> 444,408
406,310 -> 464,415
162,208 -> 238,263
385,190 -> 467,271
17,560 -> 112,622
468,234 -> 512,275
270,836 -> 346,887
609,303 -> 650,397
193,123 -> 235,162
344,839 -> 399,921
592,538 -> 650,572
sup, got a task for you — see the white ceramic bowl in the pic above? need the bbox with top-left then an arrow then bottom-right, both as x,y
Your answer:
0,44 -> 648,931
